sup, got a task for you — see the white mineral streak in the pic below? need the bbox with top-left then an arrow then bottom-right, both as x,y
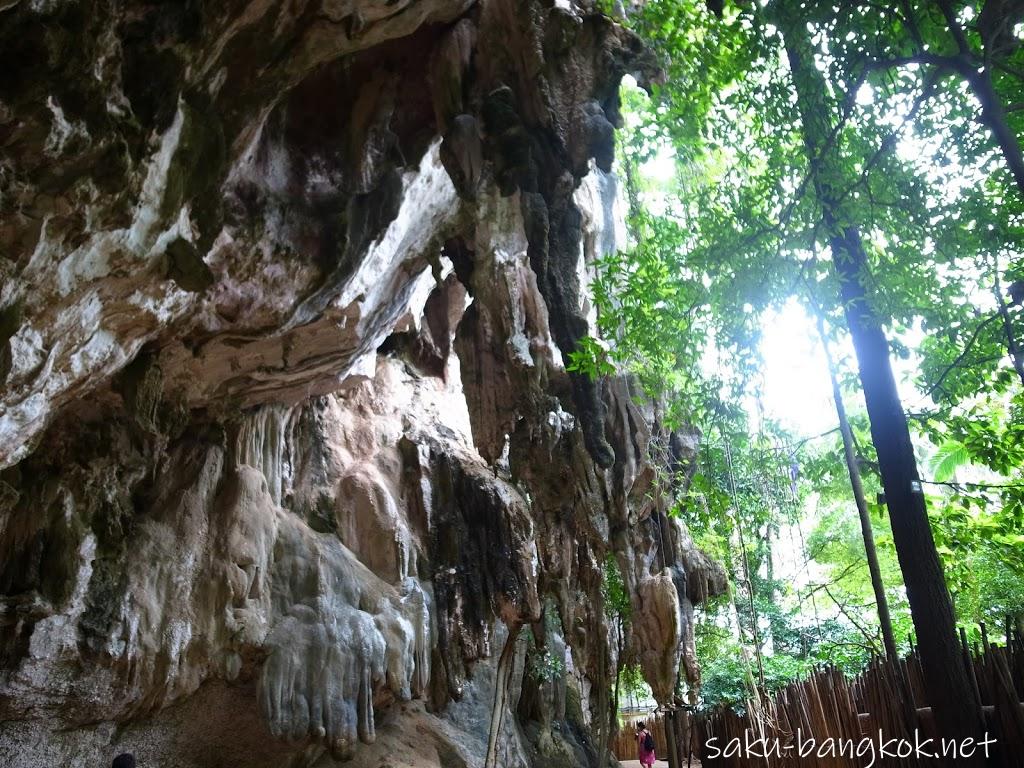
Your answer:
476,191 -> 559,369
575,163 -> 628,330
43,96 -> 89,157
0,105 -> 191,469
347,142 -> 456,311
236,405 -> 292,505
328,140 -> 459,369
128,103 -> 187,253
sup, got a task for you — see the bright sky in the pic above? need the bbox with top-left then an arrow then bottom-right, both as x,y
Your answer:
757,301 -> 839,436
756,300 -> 930,439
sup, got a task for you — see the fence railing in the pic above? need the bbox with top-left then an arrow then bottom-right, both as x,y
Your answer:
699,628 -> 1024,768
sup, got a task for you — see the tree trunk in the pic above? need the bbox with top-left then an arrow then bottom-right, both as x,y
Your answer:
779,7 -> 987,758
725,442 -> 766,688
485,622 -> 521,768
968,66 -> 1024,199
665,710 -> 681,768
815,315 -> 899,660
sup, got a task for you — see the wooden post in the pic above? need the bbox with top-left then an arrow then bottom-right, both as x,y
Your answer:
685,711 -> 696,768
665,709 -> 681,768
960,626 -> 984,710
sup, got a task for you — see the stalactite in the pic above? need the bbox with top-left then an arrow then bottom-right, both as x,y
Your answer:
236,405 -> 291,505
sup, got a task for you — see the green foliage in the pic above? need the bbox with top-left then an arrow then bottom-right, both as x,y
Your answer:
618,663 -> 649,701
588,207 -> 726,427
567,335 -> 616,379
929,440 -> 971,483
701,651 -> 812,711
529,648 -> 566,683
589,0 -> 1024,712
602,554 -> 632,623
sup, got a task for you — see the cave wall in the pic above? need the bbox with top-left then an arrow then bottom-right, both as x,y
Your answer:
0,0 -> 726,765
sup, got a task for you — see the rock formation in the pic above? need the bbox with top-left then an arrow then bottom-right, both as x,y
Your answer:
0,0 -> 726,765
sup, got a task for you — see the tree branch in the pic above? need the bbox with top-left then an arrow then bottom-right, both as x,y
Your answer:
921,479 -> 1024,491
823,583 -> 883,654
934,0 -> 973,57
922,312 -> 1002,400
991,253 -> 1024,387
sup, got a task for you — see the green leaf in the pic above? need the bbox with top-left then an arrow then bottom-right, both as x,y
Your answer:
929,440 -> 970,483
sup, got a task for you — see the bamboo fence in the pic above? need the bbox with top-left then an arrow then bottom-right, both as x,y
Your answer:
698,627 -> 1024,768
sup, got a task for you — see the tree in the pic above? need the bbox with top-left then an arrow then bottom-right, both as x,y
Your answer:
814,310 -> 898,659
777,2 -> 986,748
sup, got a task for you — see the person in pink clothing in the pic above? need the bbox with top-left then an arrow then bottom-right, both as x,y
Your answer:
635,722 -> 656,766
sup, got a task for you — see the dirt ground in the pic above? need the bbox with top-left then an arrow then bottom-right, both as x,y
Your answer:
619,760 -> 700,767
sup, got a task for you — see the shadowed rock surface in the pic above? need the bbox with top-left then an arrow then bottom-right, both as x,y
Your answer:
0,0 -> 724,765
